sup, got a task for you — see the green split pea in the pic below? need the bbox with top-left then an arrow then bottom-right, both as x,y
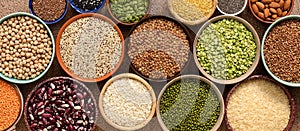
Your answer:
196,18 -> 256,80
110,0 -> 148,23
159,78 -> 220,131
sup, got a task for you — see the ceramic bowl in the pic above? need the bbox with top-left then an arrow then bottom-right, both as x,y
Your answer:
69,0 -> 106,13
217,0 -> 247,16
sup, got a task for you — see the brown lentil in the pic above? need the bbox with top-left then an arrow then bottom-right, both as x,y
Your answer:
0,80 -> 21,130
264,20 -> 300,82
32,0 -> 66,21
0,16 -> 52,80
128,18 -> 190,79
60,17 -> 122,79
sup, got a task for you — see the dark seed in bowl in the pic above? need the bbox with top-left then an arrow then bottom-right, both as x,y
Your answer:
26,78 -> 96,130
32,0 -> 66,21
218,0 -> 245,14
72,0 -> 104,11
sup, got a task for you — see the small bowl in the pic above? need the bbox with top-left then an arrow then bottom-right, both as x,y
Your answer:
69,0 -> 106,13
0,79 -> 24,131
217,0 -> 247,16
261,15 -> 300,87
56,13 -> 124,82
28,0 -> 68,24
107,0 -> 151,25
248,0 -> 294,24
193,15 -> 260,85
99,73 -> 156,130
127,15 -> 193,82
168,0 -> 217,25
225,75 -> 296,130
24,76 -> 98,131
156,75 -> 224,131
0,12 -> 55,84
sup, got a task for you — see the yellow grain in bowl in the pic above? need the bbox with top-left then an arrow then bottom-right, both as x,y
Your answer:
226,79 -> 290,131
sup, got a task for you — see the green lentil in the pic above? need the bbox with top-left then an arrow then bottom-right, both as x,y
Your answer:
196,18 -> 256,80
159,78 -> 220,131
110,0 -> 148,23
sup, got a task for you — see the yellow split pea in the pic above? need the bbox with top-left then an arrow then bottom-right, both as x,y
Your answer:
170,0 -> 213,21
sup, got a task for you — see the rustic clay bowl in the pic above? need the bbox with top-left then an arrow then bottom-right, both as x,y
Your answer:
156,75 -> 224,131
99,73 -> 156,130
225,75 -> 296,130
193,15 -> 260,85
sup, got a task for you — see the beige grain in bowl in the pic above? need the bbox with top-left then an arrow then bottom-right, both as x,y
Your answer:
168,0 -> 217,25
99,73 -> 156,130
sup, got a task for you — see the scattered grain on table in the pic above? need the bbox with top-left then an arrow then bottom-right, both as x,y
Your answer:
227,78 -> 290,130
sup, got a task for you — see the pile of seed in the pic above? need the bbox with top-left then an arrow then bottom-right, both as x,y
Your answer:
26,77 -> 97,130
160,78 -> 220,130
170,0 -> 213,21
0,16 -> 52,80
72,0 -> 104,11
0,80 -> 21,130
196,18 -> 256,80
264,20 -> 300,83
128,18 -> 190,79
32,0 -> 66,21
60,17 -> 122,79
226,78 -> 290,130
218,0 -> 245,14
110,0 -> 148,23
103,78 -> 153,127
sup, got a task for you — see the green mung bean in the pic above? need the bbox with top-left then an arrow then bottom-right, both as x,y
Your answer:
159,78 -> 220,131
110,0 -> 148,23
196,18 -> 256,80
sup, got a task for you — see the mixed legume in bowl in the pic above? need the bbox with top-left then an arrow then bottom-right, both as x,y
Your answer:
0,12 -> 55,84
248,0 -> 294,23
0,79 -> 24,131
193,15 -> 260,85
107,0 -> 150,25
217,0 -> 247,16
56,13 -> 124,82
127,16 -> 192,81
156,75 -> 224,131
262,15 -> 300,87
168,0 -> 217,25
29,0 -> 68,24
225,75 -> 296,130
24,76 -> 98,131
99,73 -> 156,130
69,0 -> 106,13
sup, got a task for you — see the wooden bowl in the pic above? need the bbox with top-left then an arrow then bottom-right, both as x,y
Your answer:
225,75 -> 296,130
168,0 -> 217,25
193,15 -> 260,85
156,75 -> 224,131
56,13 -> 125,82
107,0 -> 151,25
99,73 -> 156,130
248,0 -> 294,24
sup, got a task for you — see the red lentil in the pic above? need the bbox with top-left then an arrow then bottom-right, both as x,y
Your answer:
0,80 -> 21,130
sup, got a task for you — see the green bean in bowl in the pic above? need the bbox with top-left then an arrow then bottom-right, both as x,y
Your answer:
108,0 -> 149,25
193,15 -> 260,85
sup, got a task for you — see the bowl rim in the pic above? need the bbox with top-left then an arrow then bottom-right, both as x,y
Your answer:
248,0 -> 294,24
261,15 -> 300,87
0,12 -> 55,84
28,0 -> 68,24
55,13 -> 125,82
127,15 -> 193,82
106,0 -> 151,25
23,76 -> 99,131
224,75 -> 296,130
217,0 -> 247,16
69,0 -> 106,13
193,15 -> 260,85
0,79 -> 24,131
167,0 -> 217,25
156,75 -> 225,131
98,73 -> 157,130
